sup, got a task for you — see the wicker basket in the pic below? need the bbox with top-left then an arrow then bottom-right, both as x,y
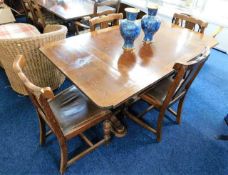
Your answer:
0,25 -> 67,95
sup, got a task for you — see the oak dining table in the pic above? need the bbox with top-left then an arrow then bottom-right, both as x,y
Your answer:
36,0 -> 115,21
40,21 -> 218,109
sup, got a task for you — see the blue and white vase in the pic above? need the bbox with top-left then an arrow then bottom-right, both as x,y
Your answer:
141,4 -> 161,43
120,8 -> 141,50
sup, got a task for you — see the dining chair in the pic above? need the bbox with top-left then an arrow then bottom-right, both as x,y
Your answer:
75,0 -> 120,34
20,0 -> 34,23
89,13 -> 123,31
125,48 -> 210,142
212,26 -> 223,38
29,0 -> 62,31
172,13 -> 208,34
13,55 -> 112,174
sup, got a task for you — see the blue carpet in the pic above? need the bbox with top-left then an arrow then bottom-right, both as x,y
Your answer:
0,49 -> 227,175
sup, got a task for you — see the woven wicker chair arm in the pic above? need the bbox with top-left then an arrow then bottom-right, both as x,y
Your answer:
43,24 -> 67,34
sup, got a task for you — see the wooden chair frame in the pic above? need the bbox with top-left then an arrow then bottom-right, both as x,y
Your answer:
172,13 -> 208,34
125,48 -> 210,142
20,0 -> 34,22
212,26 -> 223,38
13,55 -> 112,174
29,0 -> 46,31
75,0 -> 120,34
89,13 -> 123,31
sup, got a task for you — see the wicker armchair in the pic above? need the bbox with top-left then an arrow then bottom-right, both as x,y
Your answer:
0,25 -> 67,95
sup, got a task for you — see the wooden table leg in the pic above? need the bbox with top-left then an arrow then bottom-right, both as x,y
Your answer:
110,115 -> 127,137
110,104 -> 128,138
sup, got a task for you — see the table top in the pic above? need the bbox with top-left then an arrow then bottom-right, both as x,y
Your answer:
37,0 -> 114,21
40,22 -> 217,109
0,23 -> 40,39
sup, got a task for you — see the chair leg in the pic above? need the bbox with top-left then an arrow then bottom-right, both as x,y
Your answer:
75,24 -> 79,35
37,114 -> 46,145
103,120 -> 112,144
156,109 -> 166,142
59,142 -> 68,175
176,96 -> 185,124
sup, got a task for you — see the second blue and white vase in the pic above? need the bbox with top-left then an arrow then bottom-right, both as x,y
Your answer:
141,4 -> 161,43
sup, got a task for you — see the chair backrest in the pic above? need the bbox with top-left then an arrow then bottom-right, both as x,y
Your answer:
89,13 -> 123,31
163,48 -> 210,107
29,0 -> 46,31
93,0 -> 120,16
13,55 -> 65,139
20,0 -> 34,21
212,26 -> 223,38
172,13 -> 208,34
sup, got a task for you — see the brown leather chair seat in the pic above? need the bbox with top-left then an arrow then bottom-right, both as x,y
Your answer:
141,77 -> 174,107
49,86 -> 109,135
